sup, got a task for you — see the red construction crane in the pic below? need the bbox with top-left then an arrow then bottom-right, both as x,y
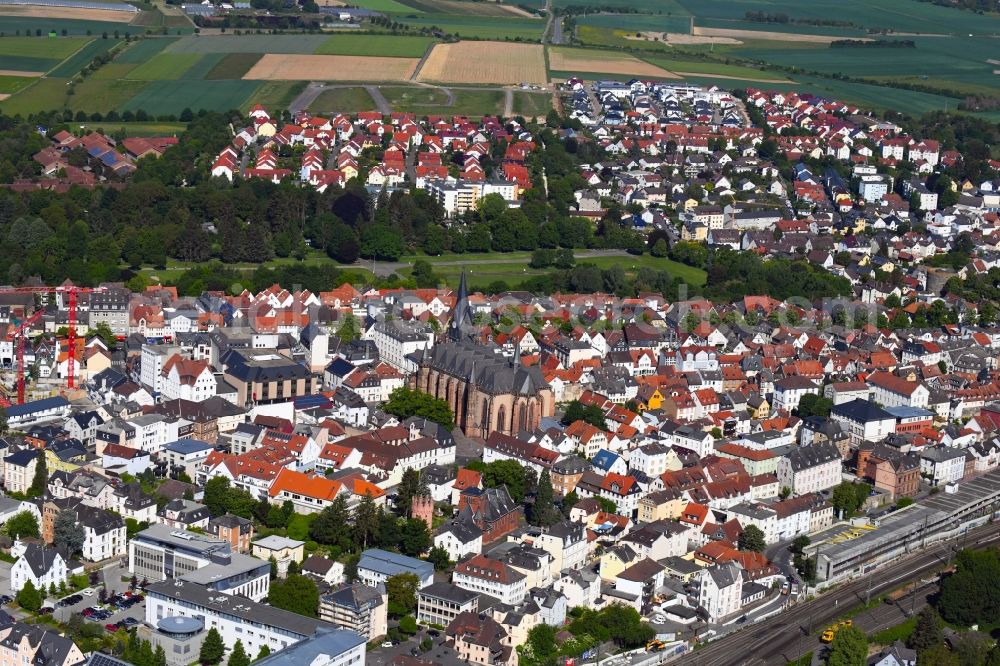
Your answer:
12,309 -> 43,405
0,283 -> 106,395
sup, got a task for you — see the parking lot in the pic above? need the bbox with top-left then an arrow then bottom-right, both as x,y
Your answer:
52,587 -> 146,629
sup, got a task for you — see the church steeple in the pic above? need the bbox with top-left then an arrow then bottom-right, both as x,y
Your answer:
450,270 -> 471,342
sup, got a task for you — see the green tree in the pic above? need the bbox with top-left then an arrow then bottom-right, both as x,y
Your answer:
227,640 -> 251,666
827,625 -> 868,666
397,469 -> 422,515
353,492 -> 380,549
16,579 -> 42,612
411,260 -> 439,288
918,644 -> 958,666
154,645 -> 166,666
4,510 -> 40,539
529,469 -> 559,527
939,549 -> 1000,626
28,450 -> 47,497
53,509 -> 84,559
427,546 -> 450,571
384,387 -> 454,428
335,312 -> 360,342
310,494 -> 351,548
267,575 -> 319,618
796,393 -> 834,419
400,518 -> 431,557
560,400 -> 608,430
268,555 -> 278,580
398,615 -> 418,635
386,573 -> 419,617
738,525 -> 766,553
255,646 -> 271,662
518,624 -> 560,666
203,476 -> 231,516
909,607 -> 943,652
790,535 -> 811,554
199,628 -> 225,665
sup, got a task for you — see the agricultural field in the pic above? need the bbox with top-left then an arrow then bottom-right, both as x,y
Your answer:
418,41 -> 546,85
121,79 -> 261,114
204,53 -> 262,80
576,12 -> 692,36
49,37 -> 122,77
393,0 -> 536,16
0,35 -> 90,73
314,34 -> 435,57
116,37 -> 176,64
0,15 -> 146,36
124,52 -> 201,80
74,120 -> 188,136
552,0 -> 687,11
674,0 -> 1000,35
308,86 -> 377,112
640,55 -> 789,82
0,74 -> 33,95
164,34 -> 330,54
397,15 -> 544,40
0,4 -> 135,24
244,54 -> 419,81
70,77 -> 147,113
329,0 -> 420,13
242,80 -> 305,111
548,47 -> 678,78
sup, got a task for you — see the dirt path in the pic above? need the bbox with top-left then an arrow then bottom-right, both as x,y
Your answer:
410,42 -> 437,81
504,88 -> 513,117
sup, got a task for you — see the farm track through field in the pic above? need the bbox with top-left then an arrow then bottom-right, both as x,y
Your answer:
410,42 -> 436,81
365,85 -> 391,114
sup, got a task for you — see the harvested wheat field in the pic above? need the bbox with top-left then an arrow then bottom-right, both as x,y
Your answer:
243,54 -> 419,81
548,47 -> 678,78
0,5 -> 136,21
417,41 -> 546,85
0,69 -> 42,77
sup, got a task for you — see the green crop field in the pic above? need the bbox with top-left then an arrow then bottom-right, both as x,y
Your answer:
675,0 -> 1000,35
0,16 -> 145,36
0,77 -> 68,115
121,79 -> 261,114
0,35 -> 89,59
242,80 -> 305,112
552,0 -> 686,10
179,52 -> 225,79
76,120 -> 188,135
314,34 -> 435,57
0,75 -> 33,94
576,13 -> 692,35
511,91 -> 551,119
116,37 -> 176,63
91,62 -> 136,79
204,52 -> 262,79
395,0 -> 533,15
165,33 -> 330,54
342,0 -> 421,12
398,14 -> 544,40
48,37 -> 121,77
125,52 -> 201,80
641,55 -> 788,81
70,77 -> 147,113
309,86 -> 377,112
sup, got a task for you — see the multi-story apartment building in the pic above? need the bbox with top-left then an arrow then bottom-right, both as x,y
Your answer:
777,442 -> 842,496
220,349 -> 319,407
417,582 -> 479,627
318,583 -> 387,641
89,287 -> 131,336
452,554 -> 527,606
363,319 -> 434,374
0,622 -> 86,666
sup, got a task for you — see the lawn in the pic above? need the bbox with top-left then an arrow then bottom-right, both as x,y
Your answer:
115,36 -> 177,64
0,75 -> 35,95
121,79 -> 261,114
125,52 -> 201,79
165,33 -> 330,54
314,34 -> 435,57
511,91 -> 550,119
48,37 -> 122,78
243,80 -> 306,111
398,14 -> 545,40
309,86 -> 377,112
0,77 -> 69,115
204,52 -> 262,79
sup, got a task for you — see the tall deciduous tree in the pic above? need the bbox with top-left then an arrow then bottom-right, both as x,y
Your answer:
386,573 -> 419,618
827,626 -> 868,666
199,628 -> 225,665
53,509 -> 84,559
4,510 -> 39,539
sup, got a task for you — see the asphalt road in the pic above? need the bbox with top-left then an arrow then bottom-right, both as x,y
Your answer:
679,523 -> 1000,666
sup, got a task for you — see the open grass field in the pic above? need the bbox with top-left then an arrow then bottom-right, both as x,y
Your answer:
380,84 -> 449,108
75,120 -> 188,135
511,90 -> 551,119
0,15 -> 146,35
332,0 -> 419,12
398,14 -> 544,40
125,52 -> 201,79
675,0 -> 1000,35
204,52 -> 261,79
121,78 -> 261,114
165,34 -> 330,54
49,37 -> 121,77
314,34 -> 435,57
548,47 -> 679,78
0,74 -> 33,94
378,86 -> 506,116
400,251 -> 708,288
308,86 -> 377,112
116,37 -> 176,63
244,53 -> 419,81
395,0 -> 534,15
418,41 -> 546,84
0,4 -> 135,23
243,80 -> 305,111
444,88 -> 505,115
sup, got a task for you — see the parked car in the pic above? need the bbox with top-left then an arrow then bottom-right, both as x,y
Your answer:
105,623 -> 121,632
81,589 -> 94,597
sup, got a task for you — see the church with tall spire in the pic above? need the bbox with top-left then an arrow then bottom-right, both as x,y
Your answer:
412,271 -> 553,438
